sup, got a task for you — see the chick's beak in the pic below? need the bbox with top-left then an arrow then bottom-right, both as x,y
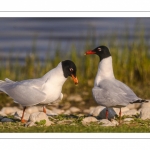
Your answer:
85,50 -> 96,55
71,74 -> 78,85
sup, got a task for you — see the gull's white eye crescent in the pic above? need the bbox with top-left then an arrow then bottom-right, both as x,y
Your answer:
98,48 -> 101,51
70,68 -> 73,72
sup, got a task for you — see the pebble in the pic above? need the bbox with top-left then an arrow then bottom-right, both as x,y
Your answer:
1,118 -> 14,122
90,106 -> 116,119
90,106 -> 105,116
101,108 -> 117,119
1,107 -> 20,115
67,94 -> 83,102
123,118 -> 134,122
26,112 -> 54,127
98,119 -> 116,126
83,109 -> 90,114
50,108 -> 64,115
82,116 -> 98,125
141,100 -> 150,108
140,107 -> 150,120
126,103 -> 141,110
25,106 -> 39,114
111,119 -> 119,126
45,109 -> 58,116
113,107 -> 130,115
0,116 -> 4,120
122,109 -> 139,116
62,102 -> 71,110
91,106 -> 117,120
0,111 -> 7,117
64,110 -> 71,115
13,111 -> 30,121
69,107 -> 81,113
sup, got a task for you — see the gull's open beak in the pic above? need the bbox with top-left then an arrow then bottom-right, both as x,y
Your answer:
85,50 -> 96,55
71,74 -> 78,85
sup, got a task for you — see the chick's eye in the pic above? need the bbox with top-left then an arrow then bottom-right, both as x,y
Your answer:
98,48 -> 101,51
69,68 -> 73,72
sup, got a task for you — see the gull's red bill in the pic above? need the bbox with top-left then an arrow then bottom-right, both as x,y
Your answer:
85,50 -> 96,55
71,74 -> 78,85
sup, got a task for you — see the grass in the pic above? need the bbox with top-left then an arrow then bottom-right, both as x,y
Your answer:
1,115 -> 150,132
0,29 -> 150,132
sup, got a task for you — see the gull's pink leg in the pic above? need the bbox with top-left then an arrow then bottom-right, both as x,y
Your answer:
119,107 -> 121,124
106,108 -> 108,119
43,106 -> 46,114
21,107 -> 27,123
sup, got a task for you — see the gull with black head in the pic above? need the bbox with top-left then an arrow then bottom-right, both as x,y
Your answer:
85,46 -> 147,123
0,60 -> 78,123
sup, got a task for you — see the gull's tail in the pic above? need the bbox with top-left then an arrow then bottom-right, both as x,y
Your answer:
130,99 -> 149,104
0,78 -> 15,92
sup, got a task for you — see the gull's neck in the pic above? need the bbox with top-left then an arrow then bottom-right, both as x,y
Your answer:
94,56 -> 115,86
42,62 -> 67,86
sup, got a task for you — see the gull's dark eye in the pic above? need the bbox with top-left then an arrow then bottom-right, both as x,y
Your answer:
70,68 -> 73,72
98,48 -> 101,51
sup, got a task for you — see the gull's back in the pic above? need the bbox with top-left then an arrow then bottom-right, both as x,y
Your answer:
92,78 -> 141,108
0,78 -> 46,106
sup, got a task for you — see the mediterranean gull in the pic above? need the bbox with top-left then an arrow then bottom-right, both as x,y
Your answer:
0,60 -> 78,123
85,45 -> 147,122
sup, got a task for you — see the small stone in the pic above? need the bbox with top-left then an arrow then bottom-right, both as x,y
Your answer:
141,100 -> 150,108
113,107 -> 130,115
82,116 -> 98,125
99,108 -> 117,119
67,94 -> 83,102
69,107 -> 81,113
78,114 -> 85,117
89,106 -> 96,112
91,106 -> 116,120
83,109 -> 90,114
90,106 -> 105,116
0,111 -> 7,117
1,107 -> 20,115
64,110 -> 71,115
123,118 -> 134,122
25,106 -> 39,114
45,109 -> 58,116
98,119 -> 115,126
50,108 -> 64,115
0,116 -> 4,120
1,118 -> 14,122
126,103 -> 141,110
111,119 -> 119,126
140,108 -> 150,120
14,111 -> 30,121
82,92 -> 89,96
122,109 -> 139,116
62,102 -> 71,110
26,112 -> 53,126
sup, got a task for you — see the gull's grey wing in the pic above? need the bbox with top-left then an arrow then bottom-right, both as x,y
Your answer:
0,78 -> 46,106
92,79 -> 140,107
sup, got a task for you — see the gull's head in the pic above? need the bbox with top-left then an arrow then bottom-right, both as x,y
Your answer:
62,60 -> 78,85
85,45 -> 111,61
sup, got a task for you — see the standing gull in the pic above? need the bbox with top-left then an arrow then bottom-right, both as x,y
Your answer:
85,46 -> 147,122
0,60 -> 78,123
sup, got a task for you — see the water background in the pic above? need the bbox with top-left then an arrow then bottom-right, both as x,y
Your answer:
0,17 -> 150,61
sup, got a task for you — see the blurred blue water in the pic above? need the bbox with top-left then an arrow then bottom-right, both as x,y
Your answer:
0,18 -> 150,60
